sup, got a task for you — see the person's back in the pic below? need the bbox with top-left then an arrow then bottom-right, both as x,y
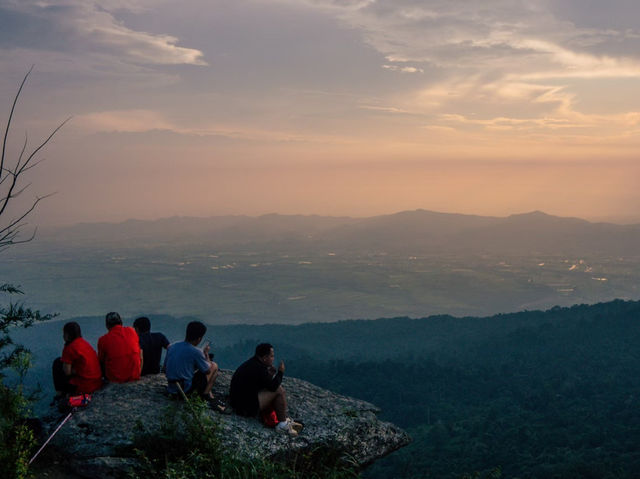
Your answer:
62,336 -> 103,393
53,321 -> 103,397
98,312 -> 142,383
134,316 -> 169,375
164,321 -> 219,399
230,355 -> 273,416
165,341 -> 207,393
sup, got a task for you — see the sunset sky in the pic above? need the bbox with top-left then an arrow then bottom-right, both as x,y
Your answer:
1,0 -> 639,225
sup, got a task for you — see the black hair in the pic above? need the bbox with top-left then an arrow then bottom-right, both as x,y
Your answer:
105,311 -> 123,329
63,321 -> 82,344
185,321 -> 207,342
133,316 -> 151,333
255,343 -> 273,358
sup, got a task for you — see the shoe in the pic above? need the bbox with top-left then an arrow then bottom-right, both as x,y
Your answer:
206,396 -> 227,413
276,418 -> 298,437
287,417 -> 304,434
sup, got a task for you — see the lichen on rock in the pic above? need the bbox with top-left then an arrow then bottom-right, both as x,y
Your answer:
41,370 -> 410,478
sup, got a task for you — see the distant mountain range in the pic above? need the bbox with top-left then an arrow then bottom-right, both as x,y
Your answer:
40,209 -> 640,256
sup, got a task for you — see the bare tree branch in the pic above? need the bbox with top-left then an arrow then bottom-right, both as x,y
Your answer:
0,193 -> 53,249
1,65 -> 33,181
0,68 -> 67,250
17,117 -> 70,174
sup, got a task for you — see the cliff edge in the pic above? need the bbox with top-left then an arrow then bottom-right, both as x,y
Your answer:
39,370 -> 410,477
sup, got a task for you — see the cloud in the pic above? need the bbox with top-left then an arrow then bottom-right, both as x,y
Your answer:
0,0 -> 206,67
74,109 -> 360,146
267,0 -> 640,148
289,1 -> 640,108
382,64 -> 423,73
76,109 -> 175,132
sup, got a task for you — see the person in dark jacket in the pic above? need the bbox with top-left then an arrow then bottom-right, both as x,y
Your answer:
229,343 -> 301,436
133,316 -> 169,375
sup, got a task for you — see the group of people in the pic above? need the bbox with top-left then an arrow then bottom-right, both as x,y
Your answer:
52,313 -> 302,436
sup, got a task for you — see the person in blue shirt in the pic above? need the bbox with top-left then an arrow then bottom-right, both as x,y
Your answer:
164,321 -> 218,400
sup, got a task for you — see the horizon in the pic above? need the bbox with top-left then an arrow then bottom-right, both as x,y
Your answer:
39,208 -> 640,229
2,1 -> 640,228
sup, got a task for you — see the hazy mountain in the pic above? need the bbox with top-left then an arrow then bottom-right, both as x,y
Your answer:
38,209 -> 640,256
40,214 -> 354,249
5,209 -> 637,322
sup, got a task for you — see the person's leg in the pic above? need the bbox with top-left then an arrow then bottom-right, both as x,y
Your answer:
189,370 -> 207,397
258,386 -> 287,422
190,363 -> 219,399
202,362 -> 219,398
52,357 -> 75,395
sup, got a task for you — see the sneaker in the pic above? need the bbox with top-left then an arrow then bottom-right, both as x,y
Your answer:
276,418 -> 298,437
287,417 -> 304,434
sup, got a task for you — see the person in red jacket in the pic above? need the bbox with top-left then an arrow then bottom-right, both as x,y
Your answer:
97,312 -> 142,383
52,321 -> 102,396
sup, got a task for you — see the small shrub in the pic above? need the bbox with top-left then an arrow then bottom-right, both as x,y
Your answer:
130,397 -> 360,479
0,378 -> 35,479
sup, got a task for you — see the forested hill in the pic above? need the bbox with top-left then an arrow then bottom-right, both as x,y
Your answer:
269,299 -> 640,479
211,299 -> 640,478
15,299 -> 640,477
210,298 -> 640,363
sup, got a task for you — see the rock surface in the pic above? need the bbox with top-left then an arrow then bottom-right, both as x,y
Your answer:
41,370 -> 410,477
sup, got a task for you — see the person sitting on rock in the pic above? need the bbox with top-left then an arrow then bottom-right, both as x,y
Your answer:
164,321 -> 220,404
52,321 -> 103,397
229,343 -> 302,436
98,312 -> 143,383
133,316 -> 169,376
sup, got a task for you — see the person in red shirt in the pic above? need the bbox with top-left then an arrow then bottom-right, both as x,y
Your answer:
97,312 -> 143,383
52,321 -> 102,396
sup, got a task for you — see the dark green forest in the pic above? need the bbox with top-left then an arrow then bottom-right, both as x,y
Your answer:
217,300 -> 640,478
14,299 -> 640,478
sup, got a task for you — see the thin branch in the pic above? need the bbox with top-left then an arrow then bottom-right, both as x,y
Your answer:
10,182 -> 31,198
17,117 -> 71,175
0,193 -> 53,242
21,157 -> 47,173
1,66 -> 33,184
0,166 -> 20,217
0,133 -> 26,188
0,67 -> 65,249
14,131 -> 28,172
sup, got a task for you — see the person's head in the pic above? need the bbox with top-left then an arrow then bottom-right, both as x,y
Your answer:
185,321 -> 207,344
105,312 -> 122,330
133,316 -> 151,334
63,321 -> 82,344
255,343 -> 274,366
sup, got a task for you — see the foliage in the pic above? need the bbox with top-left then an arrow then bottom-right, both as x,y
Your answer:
270,300 -> 640,479
0,357 -> 36,479
130,396 -> 359,479
0,284 -> 56,479
0,284 -> 57,375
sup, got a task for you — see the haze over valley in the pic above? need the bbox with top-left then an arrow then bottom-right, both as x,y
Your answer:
4,209 -> 639,324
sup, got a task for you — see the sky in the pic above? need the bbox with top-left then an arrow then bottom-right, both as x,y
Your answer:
1,0 -> 640,226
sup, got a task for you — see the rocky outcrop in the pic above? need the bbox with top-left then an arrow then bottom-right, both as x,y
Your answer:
41,371 -> 410,478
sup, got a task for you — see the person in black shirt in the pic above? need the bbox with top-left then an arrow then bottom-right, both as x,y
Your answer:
230,343 -> 301,436
133,316 -> 170,375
